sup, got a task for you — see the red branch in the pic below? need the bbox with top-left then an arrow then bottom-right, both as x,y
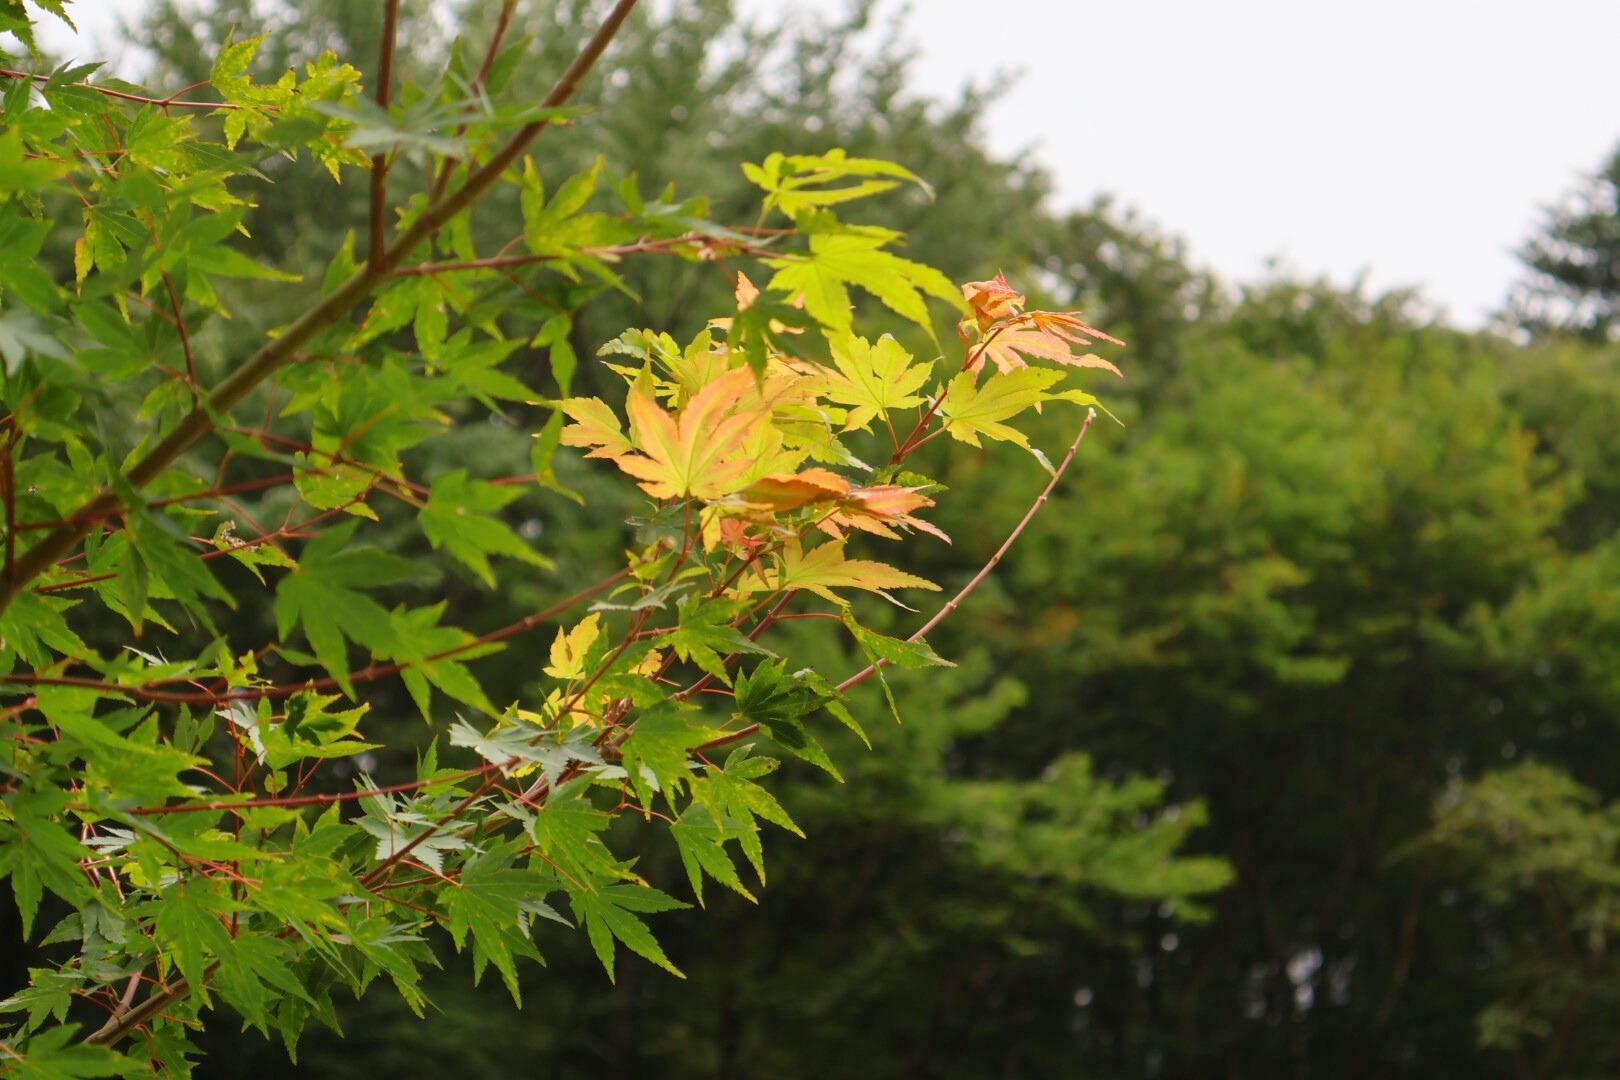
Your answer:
0,68 -> 260,111
3,566 -> 632,707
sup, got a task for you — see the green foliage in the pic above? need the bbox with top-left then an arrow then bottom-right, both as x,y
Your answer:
0,2 -> 1204,1073
1420,764 -> 1620,1073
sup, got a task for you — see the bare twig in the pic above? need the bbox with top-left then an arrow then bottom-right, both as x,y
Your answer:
368,0 -> 403,270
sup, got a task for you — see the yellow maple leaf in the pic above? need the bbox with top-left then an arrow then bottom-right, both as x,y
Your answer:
742,540 -> 939,605
819,332 -> 933,431
558,397 -> 636,459
545,613 -> 602,680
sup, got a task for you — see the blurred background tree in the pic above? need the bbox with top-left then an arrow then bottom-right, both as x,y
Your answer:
1508,142 -> 1620,343
9,0 -> 1620,1075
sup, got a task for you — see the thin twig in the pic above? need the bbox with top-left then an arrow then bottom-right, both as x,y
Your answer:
368,0 -> 403,270
693,408 -> 1099,756
6,565 -> 632,706
428,0 -> 520,203
159,269 -> 198,387
0,69 -> 257,111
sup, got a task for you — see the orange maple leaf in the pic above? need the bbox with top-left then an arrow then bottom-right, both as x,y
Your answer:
740,468 -> 851,512
961,272 -> 1025,332
822,485 -> 949,543
958,272 -> 1125,377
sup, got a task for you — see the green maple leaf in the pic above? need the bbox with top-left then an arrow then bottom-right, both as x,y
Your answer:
690,748 -> 803,885
5,1026 -> 128,1080
0,796 -> 91,938
841,611 -> 953,724
668,598 -> 775,683
765,232 -> 961,337
567,882 -> 688,982
153,881 -> 235,1007
618,704 -> 727,806
732,660 -> 843,780
273,522 -> 427,694
441,844 -> 546,1004
420,470 -> 553,587
448,716 -> 603,784
392,603 -> 500,720
742,149 -> 932,217
518,787 -> 623,888
213,934 -> 314,1033
670,803 -> 756,906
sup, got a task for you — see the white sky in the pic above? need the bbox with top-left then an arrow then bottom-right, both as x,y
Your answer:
43,0 -> 1620,327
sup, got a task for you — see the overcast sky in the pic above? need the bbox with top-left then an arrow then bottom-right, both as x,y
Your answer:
44,0 -> 1620,327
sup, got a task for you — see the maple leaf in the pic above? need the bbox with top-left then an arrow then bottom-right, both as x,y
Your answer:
939,367 -> 1097,449
972,325 -> 1123,377
959,272 -> 1125,376
545,613 -> 603,680
558,397 -> 636,459
823,484 -> 950,543
742,540 -> 939,605
568,883 -> 688,982
740,468 -> 851,512
668,598 -> 775,682
765,233 -> 961,337
615,368 -> 767,500
743,149 -> 933,217
961,272 -> 1025,331
819,332 -> 933,431
1029,308 -> 1126,349
718,516 -> 771,555
670,804 -> 758,905
421,470 -> 553,587
440,844 -> 547,1004
732,470 -> 944,542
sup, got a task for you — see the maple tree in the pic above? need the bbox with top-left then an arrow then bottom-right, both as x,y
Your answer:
0,1 -> 1133,1072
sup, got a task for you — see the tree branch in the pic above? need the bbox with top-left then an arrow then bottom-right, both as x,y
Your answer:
0,68 -> 258,111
